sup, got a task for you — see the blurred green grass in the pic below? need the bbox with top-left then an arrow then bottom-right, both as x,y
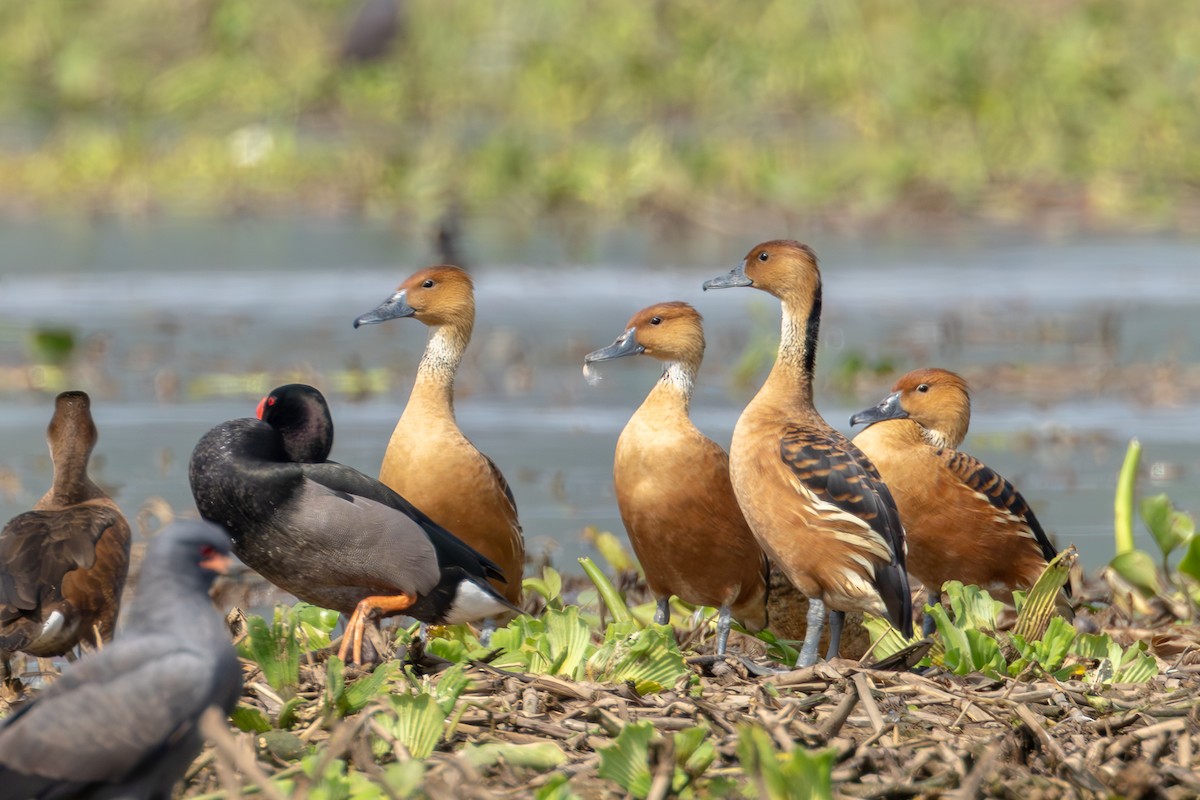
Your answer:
0,0 -> 1197,228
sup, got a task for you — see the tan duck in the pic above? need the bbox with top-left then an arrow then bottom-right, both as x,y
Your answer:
704,240 -> 913,666
354,265 -> 524,606
0,391 -> 132,678
850,368 -> 1071,633
585,302 -> 768,654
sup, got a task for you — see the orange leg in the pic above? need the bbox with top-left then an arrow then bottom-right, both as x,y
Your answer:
336,593 -> 417,664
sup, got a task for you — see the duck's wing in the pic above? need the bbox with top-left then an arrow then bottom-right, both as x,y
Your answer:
482,454 -> 521,520
779,427 -> 908,568
937,449 -> 1066,592
0,505 -> 123,614
297,461 -> 507,583
0,638 -> 230,790
779,426 -> 912,634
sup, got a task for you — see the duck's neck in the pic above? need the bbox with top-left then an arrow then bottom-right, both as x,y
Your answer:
407,323 -> 470,417
922,425 -> 958,450
643,360 -> 697,416
760,287 -> 822,410
46,445 -> 102,506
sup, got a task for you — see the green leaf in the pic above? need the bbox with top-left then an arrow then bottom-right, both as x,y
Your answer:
586,529 -> 637,573
736,725 -> 834,800
230,705 -> 272,733
587,623 -> 688,690
491,606 -> 595,677
380,762 -> 425,796
379,693 -> 447,759
461,742 -> 568,771
597,721 -> 654,798
237,612 -> 301,696
1109,550 -> 1162,596
277,696 -> 302,729
579,557 -> 633,625
1141,494 -> 1193,559
1114,438 -> 1141,555
1012,546 -> 1075,642
339,662 -> 398,716
535,773 -> 581,800
1179,535 -> 1200,583
943,581 -> 1002,632
524,566 -> 564,606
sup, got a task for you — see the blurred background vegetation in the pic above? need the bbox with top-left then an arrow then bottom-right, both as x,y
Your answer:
1,0 -> 1198,233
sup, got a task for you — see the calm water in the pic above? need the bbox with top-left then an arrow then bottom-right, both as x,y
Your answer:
1,219 -> 1197,573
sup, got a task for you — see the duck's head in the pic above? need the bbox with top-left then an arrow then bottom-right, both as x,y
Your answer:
256,383 -> 335,463
585,301 -> 705,366
47,390 -> 98,460
354,265 -> 475,330
849,368 -> 971,449
703,239 -> 820,301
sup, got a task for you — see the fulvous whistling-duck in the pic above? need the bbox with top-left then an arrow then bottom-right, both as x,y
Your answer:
354,265 -> 524,607
703,240 -> 913,666
584,302 -> 769,654
189,383 -> 519,664
0,521 -> 240,799
849,368 -> 1070,633
0,391 -> 132,679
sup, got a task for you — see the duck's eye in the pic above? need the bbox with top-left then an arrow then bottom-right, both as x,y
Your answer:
758,251 -> 769,262
917,384 -> 930,393
650,316 -> 662,325
422,279 -> 435,288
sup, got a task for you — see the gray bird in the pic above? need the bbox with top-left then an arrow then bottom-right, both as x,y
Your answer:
0,521 -> 241,800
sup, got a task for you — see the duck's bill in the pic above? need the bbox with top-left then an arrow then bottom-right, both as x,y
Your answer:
584,328 -> 644,362
353,290 -> 415,328
702,262 -> 752,290
849,391 -> 907,427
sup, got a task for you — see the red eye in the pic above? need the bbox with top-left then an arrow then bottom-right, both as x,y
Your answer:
255,396 -> 276,420
200,544 -> 218,558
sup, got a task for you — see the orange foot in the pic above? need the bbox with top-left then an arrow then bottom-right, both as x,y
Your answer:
337,593 -> 417,665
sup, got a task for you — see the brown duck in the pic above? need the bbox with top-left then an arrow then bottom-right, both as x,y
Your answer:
0,391 -> 132,678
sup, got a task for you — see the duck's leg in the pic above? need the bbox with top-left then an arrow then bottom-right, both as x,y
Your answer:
653,597 -> 670,625
921,589 -> 939,637
796,598 -> 826,668
339,593 -> 417,664
479,618 -> 496,647
715,604 -> 732,656
825,610 -> 844,661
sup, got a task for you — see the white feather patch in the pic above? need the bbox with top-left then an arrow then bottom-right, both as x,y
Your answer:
39,610 -> 65,640
442,580 -> 511,624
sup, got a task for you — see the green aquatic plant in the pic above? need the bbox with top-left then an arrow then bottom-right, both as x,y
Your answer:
370,664 -> 471,760
1109,438 -> 1199,618
597,722 -> 717,799
736,725 -> 834,800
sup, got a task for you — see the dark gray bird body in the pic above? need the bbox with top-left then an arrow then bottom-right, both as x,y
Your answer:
0,521 -> 241,800
188,385 -> 518,630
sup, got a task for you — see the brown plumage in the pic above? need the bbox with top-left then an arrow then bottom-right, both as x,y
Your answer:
354,265 -> 524,606
585,302 -> 768,654
849,368 -> 1070,632
0,391 -> 132,677
703,240 -> 912,666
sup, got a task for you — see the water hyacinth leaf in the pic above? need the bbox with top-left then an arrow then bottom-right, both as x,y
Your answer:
381,761 -> 426,797
736,724 -> 835,800
587,623 -> 688,691
491,606 -> 594,677
585,529 -> 638,574
431,663 -> 471,714
277,696 -> 302,730
579,557 -> 633,625
1179,535 -> 1200,583
674,725 -> 716,786
1114,438 -> 1141,555
1137,491 -> 1195,561
943,581 -> 1002,632
338,662 -> 399,716
238,613 -> 301,695
1012,546 -> 1075,642
524,566 -> 563,606
597,721 -> 654,798
1109,550 -> 1162,597
294,603 -> 340,650
535,773 -> 582,800
230,705 -> 272,733
963,629 -> 1006,678
461,742 -> 567,771
381,693 -> 447,759
862,614 -> 910,662
1114,646 -> 1159,684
